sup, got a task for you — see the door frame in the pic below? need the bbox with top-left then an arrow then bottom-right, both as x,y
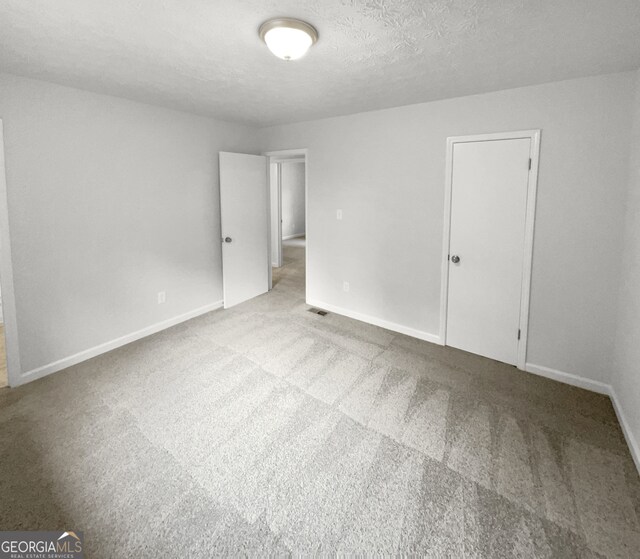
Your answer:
439,130 -> 541,370
263,149 -> 308,294
270,162 -> 283,268
0,119 -> 22,387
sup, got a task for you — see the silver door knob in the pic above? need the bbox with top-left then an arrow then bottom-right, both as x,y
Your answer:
224,237 -> 232,243
451,255 -> 460,264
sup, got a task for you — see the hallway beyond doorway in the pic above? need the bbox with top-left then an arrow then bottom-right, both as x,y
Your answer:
272,236 -> 305,292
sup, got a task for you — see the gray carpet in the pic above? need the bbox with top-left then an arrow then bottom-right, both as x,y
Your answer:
1,239 -> 639,557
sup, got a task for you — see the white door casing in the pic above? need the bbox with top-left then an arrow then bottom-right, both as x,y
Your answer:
440,131 -> 541,368
219,152 -> 269,309
264,149 -> 309,295
269,162 -> 282,268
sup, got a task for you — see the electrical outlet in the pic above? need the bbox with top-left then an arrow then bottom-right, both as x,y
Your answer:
157,291 -> 166,304
337,209 -> 343,220
343,281 -> 350,292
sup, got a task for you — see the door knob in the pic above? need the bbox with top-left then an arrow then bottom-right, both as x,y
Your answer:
451,255 -> 460,264
224,237 -> 232,243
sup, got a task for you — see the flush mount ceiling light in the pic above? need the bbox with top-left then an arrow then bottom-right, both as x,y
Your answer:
259,18 -> 318,61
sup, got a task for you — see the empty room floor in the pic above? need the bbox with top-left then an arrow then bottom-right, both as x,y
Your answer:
1,243 -> 639,557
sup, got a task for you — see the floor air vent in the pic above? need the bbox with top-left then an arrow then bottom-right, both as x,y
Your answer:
308,308 -> 328,316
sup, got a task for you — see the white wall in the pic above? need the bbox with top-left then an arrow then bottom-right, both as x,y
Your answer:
281,161 -> 305,239
613,69 -> 640,467
260,72 -> 635,386
1,69 -> 637,411
0,73 -> 260,382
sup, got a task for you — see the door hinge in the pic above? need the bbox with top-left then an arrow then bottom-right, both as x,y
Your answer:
517,329 -> 521,340
528,158 -> 532,170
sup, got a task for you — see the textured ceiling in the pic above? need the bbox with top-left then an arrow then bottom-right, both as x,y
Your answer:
1,0 -> 640,126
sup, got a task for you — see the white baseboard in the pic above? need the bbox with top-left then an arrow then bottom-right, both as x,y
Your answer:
282,233 -> 305,240
608,386 -> 640,474
15,300 -> 224,386
525,362 -> 639,474
12,293 -> 639,475
307,298 -> 442,345
524,362 -> 611,394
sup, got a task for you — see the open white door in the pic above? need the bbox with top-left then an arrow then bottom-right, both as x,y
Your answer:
219,152 -> 269,308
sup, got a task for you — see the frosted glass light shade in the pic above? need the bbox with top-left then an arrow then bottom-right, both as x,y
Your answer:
259,18 -> 318,61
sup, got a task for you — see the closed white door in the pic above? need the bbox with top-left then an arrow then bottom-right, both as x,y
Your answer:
446,138 -> 531,365
219,152 -> 269,309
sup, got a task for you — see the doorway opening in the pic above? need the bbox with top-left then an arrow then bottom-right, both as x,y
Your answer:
265,149 -> 308,300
